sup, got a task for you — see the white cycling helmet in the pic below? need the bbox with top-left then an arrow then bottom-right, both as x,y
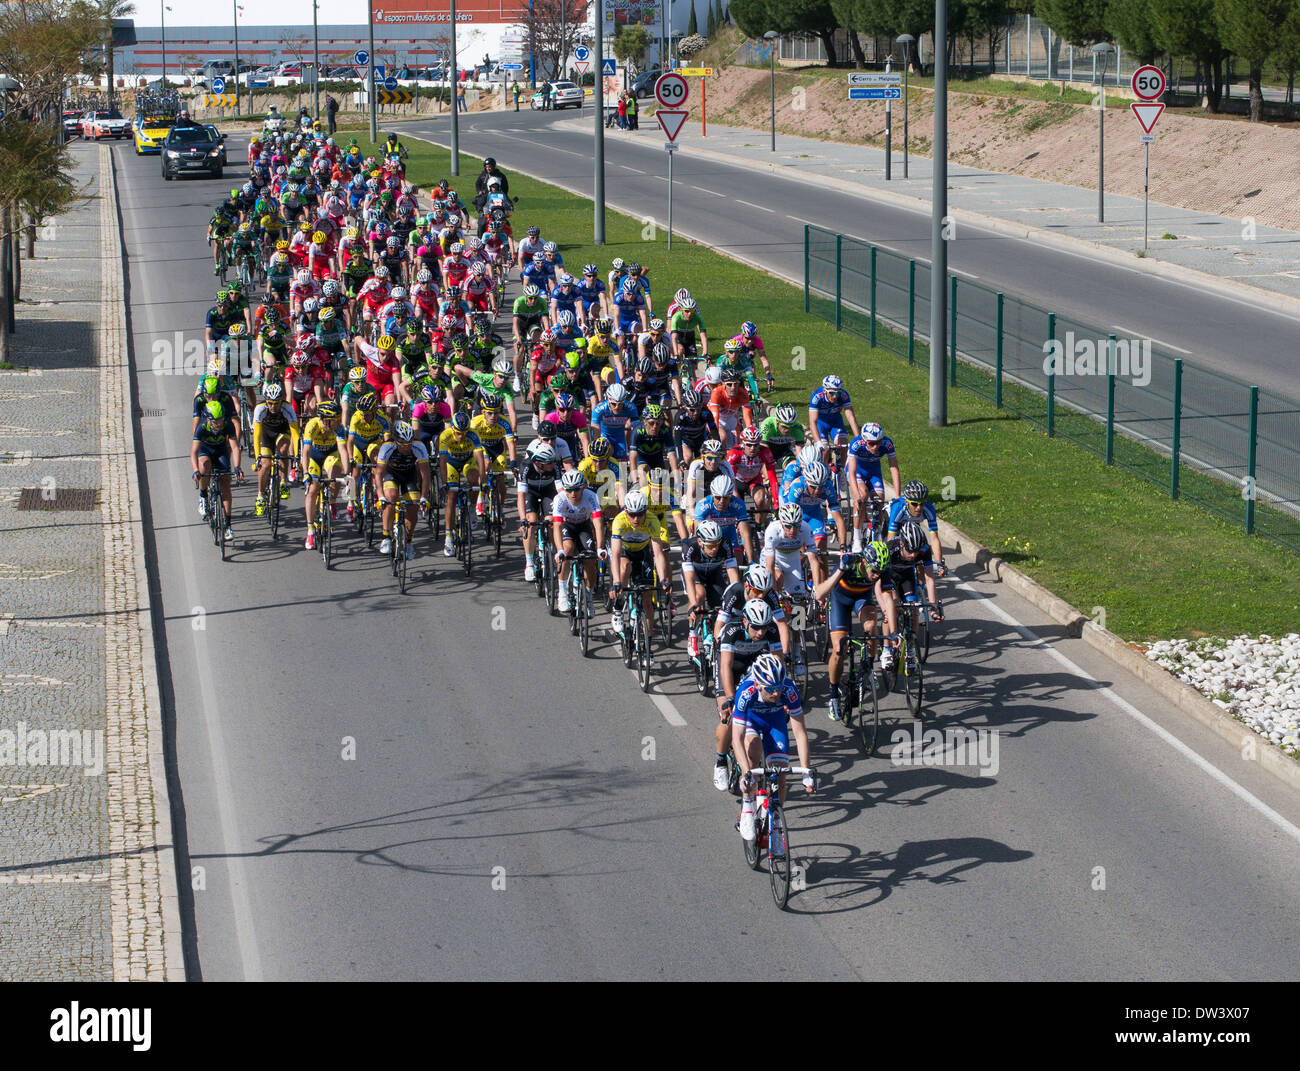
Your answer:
696,520 -> 723,544
798,443 -> 822,468
605,383 -> 626,404
743,599 -> 773,629
532,443 -> 557,464
561,469 -> 586,491
709,474 -> 735,498
744,563 -> 772,592
803,461 -> 829,486
705,366 -> 722,386
624,489 -> 648,513
777,502 -> 804,528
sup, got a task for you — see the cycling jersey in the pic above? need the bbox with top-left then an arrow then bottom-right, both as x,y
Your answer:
669,309 -> 705,336
719,581 -> 786,625
576,276 -> 606,310
347,411 -> 390,449
590,399 -> 638,459
470,413 -> 515,457
887,497 -> 939,535
611,510 -> 659,552
759,415 -> 806,462
732,675 -> 803,759
848,434 -> 897,489
301,417 -> 342,460
681,538 -> 737,590
551,283 -> 580,316
727,444 -> 779,499
685,458 -> 736,505
763,517 -> 817,595
512,294 -> 547,322
693,496 -> 750,549
252,403 -> 299,457
719,620 -> 782,675
552,489 -> 602,525
809,386 -> 853,438
630,424 -> 673,470
437,426 -> 483,461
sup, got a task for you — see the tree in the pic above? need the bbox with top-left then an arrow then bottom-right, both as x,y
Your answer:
91,0 -> 134,106
513,0 -> 590,82
1036,0 -> 1108,43
732,0 -> 843,65
1151,0 -> 1229,110
688,1 -> 699,35
613,24 -> 651,74
1215,0 -> 1293,120
1105,0 -> 1162,65
707,2 -> 717,36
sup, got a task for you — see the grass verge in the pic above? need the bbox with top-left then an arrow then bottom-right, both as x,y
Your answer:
362,136 -> 1300,642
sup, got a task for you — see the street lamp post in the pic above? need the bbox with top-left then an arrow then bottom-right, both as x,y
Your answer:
764,30 -> 779,152
160,3 -> 168,89
896,34 -> 914,179
450,0 -> 459,175
312,0 -> 320,121
594,0 -> 605,243
1091,42 -> 1114,223
233,1 -> 241,116
367,0 -> 377,142
930,0 -> 948,428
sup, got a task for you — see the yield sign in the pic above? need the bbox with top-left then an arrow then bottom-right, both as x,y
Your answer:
656,109 -> 688,142
1131,101 -> 1165,134
574,60 -> 590,76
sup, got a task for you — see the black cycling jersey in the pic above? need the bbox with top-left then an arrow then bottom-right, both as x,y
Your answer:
630,425 -> 672,469
718,619 -> 782,676
719,581 -> 785,624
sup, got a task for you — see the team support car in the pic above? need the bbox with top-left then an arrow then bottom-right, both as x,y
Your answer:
530,80 -> 584,109
134,114 -> 174,154
161,125 -> 224,180
61,109 -> 84,139
81,109 -> 131,140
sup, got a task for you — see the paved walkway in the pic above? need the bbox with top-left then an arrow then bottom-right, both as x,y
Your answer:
0,144 -> 182,980
600,115 -> 1300,306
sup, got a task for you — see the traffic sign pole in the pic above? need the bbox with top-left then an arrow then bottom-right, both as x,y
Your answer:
594,0 -> 606,245
1144,139 -> 1150,252
656,74 -> 691,253
367,0 -> 377,143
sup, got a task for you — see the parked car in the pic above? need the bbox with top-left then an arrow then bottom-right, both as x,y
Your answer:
530,80 -> 584,109
61,109 -> 83,139
160,124 -> 224,180
630,69 -> 665,99
81,108 -> 131,139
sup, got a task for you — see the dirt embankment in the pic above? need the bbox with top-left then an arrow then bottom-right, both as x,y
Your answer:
684,64 -> 1300,231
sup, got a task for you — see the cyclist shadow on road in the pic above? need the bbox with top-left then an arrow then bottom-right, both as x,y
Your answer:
781,835 -> 1033,914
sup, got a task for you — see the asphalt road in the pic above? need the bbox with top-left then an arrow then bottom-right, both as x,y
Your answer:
392,109 -> 1300,401
117,134 -> 1300,980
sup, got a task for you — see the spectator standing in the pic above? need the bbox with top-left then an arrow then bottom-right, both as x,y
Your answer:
457,84 -> 467,112
325,93 -> 338,134
617,93 -> 627,129
626,92 -> 638,130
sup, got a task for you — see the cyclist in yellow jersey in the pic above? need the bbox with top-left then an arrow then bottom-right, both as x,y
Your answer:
437,410 -> 486,556
300,400 -> 344,550
343,392 -> 391,511
644,466 -> 686,596
582,320 -> 618,397
469,393 -> 517,520
578,435 -> 620,512
251,382 -> 299,516
609,488 -> 671,643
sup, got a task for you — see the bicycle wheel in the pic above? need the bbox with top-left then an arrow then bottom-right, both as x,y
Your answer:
693,624 -> 712,696
395,520 -> 408,593
579,584 -> 591,656
726,747 -> 742,796
321,499 -> 333,570
903,637 -> 924,718
656,588 -> 671,647
214,493 -> 228,561
546,555 -> 558,615
461,499 -> 473,575
568,573 -> 579,636
744,803 -> 762,870
268,468 -> 281,538
620,604 -> 634,667
918,619 -> 931,665
208,488 -> 220,547
837,638 -> 857,720
491,481 -> 503,558
768,803 -> 791,909
636,600 -> 652,693
858,663 -> 881,755
534,545 -> 546,599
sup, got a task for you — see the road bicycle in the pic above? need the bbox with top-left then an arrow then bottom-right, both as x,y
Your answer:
836,633 -> 882,756
563,552 -> 599,656
688,607 -> 716,697
201,468 -> 238,562
481,469 -> 506,558
390,495 -> 419,594
618,575 -> 657,693
315,476 -> 346,569
452,478 -> 475,575
353,463 -> 378,547
264,452 -> 288,540
741,762 -> 816,910
782,590 -> 822,696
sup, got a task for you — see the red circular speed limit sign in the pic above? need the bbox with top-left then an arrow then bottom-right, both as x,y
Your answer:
1132,65 -> 1166,101
655,72 -> 689,109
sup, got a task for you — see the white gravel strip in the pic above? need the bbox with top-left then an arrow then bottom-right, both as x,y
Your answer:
1146,634 -> 1300,758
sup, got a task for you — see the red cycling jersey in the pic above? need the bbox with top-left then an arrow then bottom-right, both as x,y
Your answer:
727,444 -> 779,501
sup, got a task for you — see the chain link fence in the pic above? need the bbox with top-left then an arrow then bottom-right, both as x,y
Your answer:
805,224 -> 1300,553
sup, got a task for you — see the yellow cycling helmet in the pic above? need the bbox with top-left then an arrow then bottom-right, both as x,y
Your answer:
274,239 -> 290,251
312,230 -> 326,244
345,226 -> 359,240
376,334 -> 395,351
227,324 -> 246,338
299,221 -> 313,233
317,400 -> 341,420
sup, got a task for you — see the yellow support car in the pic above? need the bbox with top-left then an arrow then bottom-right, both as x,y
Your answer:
134,114 -> 174,155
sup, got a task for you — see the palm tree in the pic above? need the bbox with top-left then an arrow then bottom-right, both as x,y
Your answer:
94,0 -> 136,107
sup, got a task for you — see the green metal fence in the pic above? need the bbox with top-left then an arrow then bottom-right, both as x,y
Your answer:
804,224 -> 1300,554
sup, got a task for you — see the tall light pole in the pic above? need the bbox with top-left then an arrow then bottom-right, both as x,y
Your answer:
528,0 -> 536,86
1091,43 -> 1114,223
764,30 -> 778,152
450,0 -> 460,176
367,0 -> 377,143
896,33 -> 914,179
233,1 -> 241,116
930,0 -> 948,428
160,3 -> 168,89
594,0 -> 606,243
312,0 -> 320,121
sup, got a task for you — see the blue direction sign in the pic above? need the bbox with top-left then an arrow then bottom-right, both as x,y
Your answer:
249,79 -> 268,89
574,45 -> 590,62
211,76 -> 226,94
354,49 -> 369,66
848,87 -> 902,100
602,58 -> 616,77
501,63 -> 524,70
383,76 -> 398,90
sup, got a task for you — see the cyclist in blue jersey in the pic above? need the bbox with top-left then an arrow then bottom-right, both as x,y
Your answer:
846,421 -> 901,548
550,272 -> 581,326
576,263 -> 609,323
732,653 -> 814,842
614,261 -> 652,314
888,480 -> 946,571
781,459 -> 846,554
591,382 -> 639,461
614,279 -> 649,360
693,473 -> 754,562
808,374 -> 860,446
521,252 -> 554,293
551,310 -> 583,354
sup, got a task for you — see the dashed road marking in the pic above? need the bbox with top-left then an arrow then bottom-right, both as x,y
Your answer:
737,199 -> 774,213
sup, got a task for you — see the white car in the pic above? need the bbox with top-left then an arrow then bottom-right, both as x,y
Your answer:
531,80 -> 584,109
81,109 -> 131,139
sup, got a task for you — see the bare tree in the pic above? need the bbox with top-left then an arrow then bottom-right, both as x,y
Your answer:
282,31 -> 310,112
513,0 -> 592,83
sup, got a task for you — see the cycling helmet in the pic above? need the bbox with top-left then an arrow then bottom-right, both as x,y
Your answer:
803,461 -> 828,486
451,241 -> 465,255
201,374 -> 221,397
710,475 -> 735,498
744,563 -> 773,592
651,342 -> 671,363
903,480 -> 929,503
589,436 -> 612,460
628,261 -> 643,274
556,309 -> 574,327
539,329 -> 556,345
393,421 -> 415,444
558,272 -> 574,286
416,268 -> 432,284
386,235 -> 401,249
480,392 -> 502,412
302,297 -> 318,315
295,269 -> 311,286
531,252 -> 544,265
679,296 -> 696,310
643,403 -> 663,422
419,384 -> 440,406
899,522 -> 928,554
554,392 -> 574,410
722,339 -> 740,356
376,334 -> 396,350
675,287 -> 691,302
492,357 -> 513,375
798,443 -> 821,468
705,366 -> 723,386
696,520 -> 723,544
523,284 -> 540,298
544,241 -> 558,253
317,400 -> 340,420
778,503 -> 804,528
532,444 -> 557,464
862,422 -> 884,443
262,382 -> 284,402
582,262 -> 598,276
648,317 -> 665,332
741,320 -> 758,338
319,306 -> 336,321
775,404 -> 798,426
739,426 -> 761,446
635,357 -> 654,375
561,469 -> 587,492
374,264 -> 390,280
821,374 -> 843,393
472,262 -> 486,277
720,368 -> 740,384
605,383 -> 627,404
536,420 -> 558,441
526,225 -> 540,238
348,365 -> 368,384
320,279 -> 339,299
681,389 -> 701,408
611,257 -> 625,271
624,489 -> 648,514
356,392 -> 379,414
702,438 -> 723,458
743,599 -> 773,629
750,652 -> 785,690
451,410 -> 470,432
862,540 -> 890,573
390,285 -> 407,301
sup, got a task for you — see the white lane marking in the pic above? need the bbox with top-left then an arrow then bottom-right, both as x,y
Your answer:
976,593 -> 1300,845
692,185 -> 725,197
787,214 -> 816,225
1111,324 -> 1192,354
736,199 -> 774,213
631,672 -> 689,726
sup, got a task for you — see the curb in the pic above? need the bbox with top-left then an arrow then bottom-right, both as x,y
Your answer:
405,126 -> 1300,795
103,148 -> 187,980
550,116 -> 1300,322
937,516 -> 1300,793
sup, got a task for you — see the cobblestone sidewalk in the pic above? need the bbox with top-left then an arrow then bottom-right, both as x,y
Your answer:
0,144 -> 183,980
